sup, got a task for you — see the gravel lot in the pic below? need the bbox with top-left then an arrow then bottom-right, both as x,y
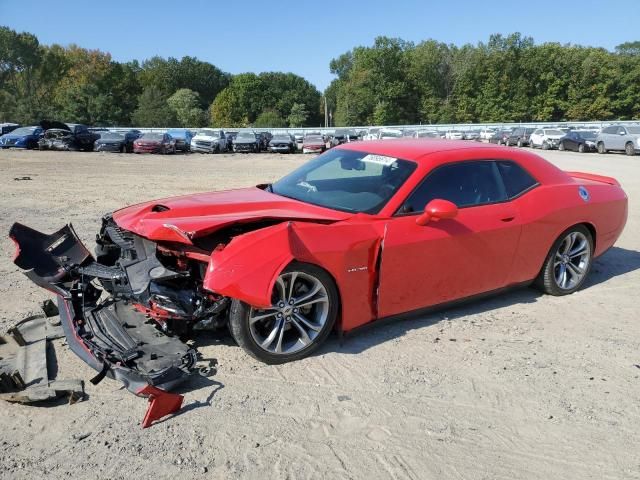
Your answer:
0,147 -> 638,480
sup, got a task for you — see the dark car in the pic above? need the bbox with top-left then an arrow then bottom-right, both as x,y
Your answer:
133,132 -> 176,154
233,131 -> 261,153
488,130 -> 511,145
256,131 -> 271,152
167,129 -> 194,153
330,129 -> 358,148
94,130 -> 141,153
38,121 -> 100,151
559,130 -> 597,153
505,127 -> 535,147
225,131 -> 238,152
268,134 -> 296,153
0,123 -> 20,136
0,125 -> 43,149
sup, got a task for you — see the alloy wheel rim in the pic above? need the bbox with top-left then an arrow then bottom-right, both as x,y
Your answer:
249,271 -> 329,355
553,231 -> 590,290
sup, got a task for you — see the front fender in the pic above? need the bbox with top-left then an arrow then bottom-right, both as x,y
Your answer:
203,219 -> 386,331
203,222 -> 294,308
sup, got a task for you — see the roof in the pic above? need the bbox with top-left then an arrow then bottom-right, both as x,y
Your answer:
337,139 -> 501,162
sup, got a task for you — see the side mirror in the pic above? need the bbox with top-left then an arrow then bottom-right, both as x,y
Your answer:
416,199 -> 458,226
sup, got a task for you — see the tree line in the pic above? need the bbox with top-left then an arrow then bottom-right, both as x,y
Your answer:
1,26 -> 639,128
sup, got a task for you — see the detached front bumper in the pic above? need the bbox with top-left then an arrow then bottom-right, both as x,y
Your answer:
9,223 -> 197,395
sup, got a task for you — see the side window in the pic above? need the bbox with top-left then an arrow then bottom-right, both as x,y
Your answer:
399,161 -> 507,213
604,126 -> 616,134
618,127 -> 627,135
496,161 -> 538,199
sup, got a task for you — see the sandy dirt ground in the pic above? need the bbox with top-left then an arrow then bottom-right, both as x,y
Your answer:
0,147 -> 638,480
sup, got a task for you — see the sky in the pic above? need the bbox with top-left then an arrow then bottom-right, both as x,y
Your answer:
1,0 -> 638,91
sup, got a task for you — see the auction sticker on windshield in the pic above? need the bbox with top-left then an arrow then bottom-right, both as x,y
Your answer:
361,154 -> 397,166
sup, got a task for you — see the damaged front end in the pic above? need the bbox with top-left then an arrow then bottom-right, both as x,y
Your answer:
9,220 -> 222,402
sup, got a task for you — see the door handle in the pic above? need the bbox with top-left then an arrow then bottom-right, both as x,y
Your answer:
501,216 -> 515,222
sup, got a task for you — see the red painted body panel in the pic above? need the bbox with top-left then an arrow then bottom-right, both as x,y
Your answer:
112,187 -> 351,244
113,140 -> 627,332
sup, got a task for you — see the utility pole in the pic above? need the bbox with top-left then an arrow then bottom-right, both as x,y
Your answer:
324,96 -> 328,128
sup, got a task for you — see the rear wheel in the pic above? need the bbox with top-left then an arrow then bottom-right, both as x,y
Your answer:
597,142 -> 606,154
625,142 -> 635,156
228,262 -> 339,364
578,144 -> 585,153
535,225 -> 593,296
559,142 -> 565,151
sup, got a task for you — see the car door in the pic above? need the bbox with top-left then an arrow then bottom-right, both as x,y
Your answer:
377,160 -> 522,318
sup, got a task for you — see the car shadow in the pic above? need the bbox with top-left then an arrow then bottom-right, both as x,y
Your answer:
316,246 -> 640,357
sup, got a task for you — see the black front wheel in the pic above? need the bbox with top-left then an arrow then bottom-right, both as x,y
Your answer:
228,262 -> 339,364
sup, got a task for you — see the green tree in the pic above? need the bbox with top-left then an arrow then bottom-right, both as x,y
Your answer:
254,109 -> 287,127
287,103 -> 308,127
167,88 -> 206,127
131,87 -> 176,127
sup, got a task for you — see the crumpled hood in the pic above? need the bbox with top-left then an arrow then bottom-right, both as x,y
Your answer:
112,187 -> 351,245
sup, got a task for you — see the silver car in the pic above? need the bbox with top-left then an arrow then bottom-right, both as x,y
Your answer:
595,125 -> 640,155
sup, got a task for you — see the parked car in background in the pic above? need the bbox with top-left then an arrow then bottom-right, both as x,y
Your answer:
558,131 -> 597,153
505,127 -> 535,147
529,128 -> 565,150
402,129 -> 416,138
463,130 -> 480,141
595,125 -> 640,155
133,132 -> 176,154
234,130 -> 261,153
363,127 -> 380,141
488,130 -> 511,145
0,123 -> 20,136
330,129 -> 351,147
0,125 -> 43,149
191,129 -> 227,153
414,130 -> 441,139
445,130 -> 464,140
94,130 -> 141,153
166,129 -> 194,152
378,129 -> 403,140
479,128 -> 496,140
293,132 -> 304,145
302,134 -> 326,154
257,131 -> 272,151
38,122 -> 99,151
269,133 -> 296,153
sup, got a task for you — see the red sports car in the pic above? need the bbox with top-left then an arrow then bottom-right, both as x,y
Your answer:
302,134 -> 327,154
133,132 -> 176,154
10,140 -> 627,396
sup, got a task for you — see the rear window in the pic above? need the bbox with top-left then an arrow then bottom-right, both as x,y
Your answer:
497,161 -> 537,198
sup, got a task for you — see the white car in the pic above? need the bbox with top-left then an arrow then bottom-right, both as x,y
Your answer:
529,128 -> 565,150
445,130 -> 464,140
190,129 -> 228,153
479,128 -> 496,140
363,128 -> 380,141
378,129 -> 403,140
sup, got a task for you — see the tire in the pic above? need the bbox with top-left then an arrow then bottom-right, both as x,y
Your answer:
542,141 -> 550,150
578,144 -> 585,153
534,225 -> 593,296
228,262 -> 339,364
517,139 -> 523,148
559,142 -> 565,151
121,144 -> 127,153
597,142 -> 606,154
625,142 -> 635,156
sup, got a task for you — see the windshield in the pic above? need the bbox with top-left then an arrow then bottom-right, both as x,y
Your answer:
198,129 -> 217,137
100,132 -> 124,140
627,126 -> 640,134
140,133 -> 163,140
271,149 -> 417,214
305,135 -> 323,142
577,131 -> 596,140
380,130 -> 402,138
544,129 -> 564,136
8,127 -> 37,135
237,132 -> 256,140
